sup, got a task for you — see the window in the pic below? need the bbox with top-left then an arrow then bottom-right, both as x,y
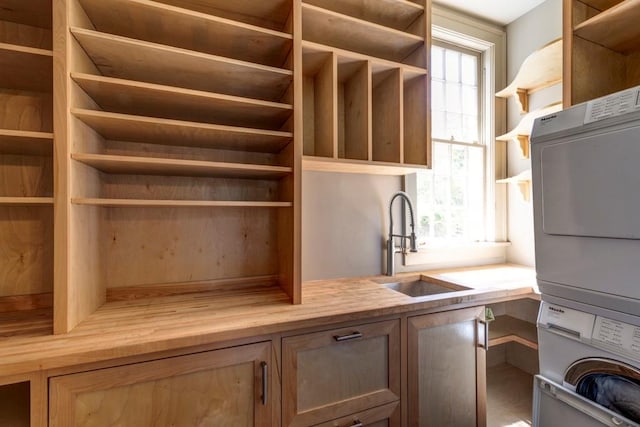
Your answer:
414,41 -> 486,244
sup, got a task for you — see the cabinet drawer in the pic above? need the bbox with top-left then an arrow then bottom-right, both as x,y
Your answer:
49,342 -> 272,427
283,319 -> 400,426
314,401 -> 400,427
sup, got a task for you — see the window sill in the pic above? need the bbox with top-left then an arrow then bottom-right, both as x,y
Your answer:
400,241 -> 511,271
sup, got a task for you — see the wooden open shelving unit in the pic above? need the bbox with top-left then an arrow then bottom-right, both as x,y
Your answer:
0,0 -> 54,347
2,0 -> 433,342
300,0 -> 430,174
564,0 -> 640,105
48,0 -> 301,335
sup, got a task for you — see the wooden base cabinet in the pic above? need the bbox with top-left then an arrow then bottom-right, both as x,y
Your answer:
407,307 -> 487,427
49,342 -> 272,427
282,320 -> 401,426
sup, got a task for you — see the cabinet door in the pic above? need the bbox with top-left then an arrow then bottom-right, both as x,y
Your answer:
282,319 -> 400,427
49,342 -> 271,427
408,307 -> 486,427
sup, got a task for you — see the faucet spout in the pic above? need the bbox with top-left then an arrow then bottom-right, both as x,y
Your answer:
386,191 -> 418,276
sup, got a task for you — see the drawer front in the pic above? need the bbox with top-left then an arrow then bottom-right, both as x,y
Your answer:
283,319 -> 400,426
314,401 -> 400,427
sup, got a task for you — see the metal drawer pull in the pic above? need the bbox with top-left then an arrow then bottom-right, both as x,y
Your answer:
261,361 -> 268,406
333,332 -> 363,342
342,420 -> 363,427
478,319 -> 488,349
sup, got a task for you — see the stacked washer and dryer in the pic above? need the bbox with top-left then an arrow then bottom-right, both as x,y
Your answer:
530,86 -> 640,426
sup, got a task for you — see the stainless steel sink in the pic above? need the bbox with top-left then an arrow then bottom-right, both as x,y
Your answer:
381,276 -> 469,297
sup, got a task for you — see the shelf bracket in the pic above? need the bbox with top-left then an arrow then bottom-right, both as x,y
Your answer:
516,135 -> 530,159
515,89 -> 529,114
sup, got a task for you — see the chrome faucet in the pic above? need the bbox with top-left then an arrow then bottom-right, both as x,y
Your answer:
386,191 -> 418,276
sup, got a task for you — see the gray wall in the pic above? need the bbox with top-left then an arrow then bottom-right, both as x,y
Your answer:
505,0 -> 562,266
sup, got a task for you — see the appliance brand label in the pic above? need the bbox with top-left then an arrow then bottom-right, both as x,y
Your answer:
539,302 -> 595,340
592,316 -> 640,361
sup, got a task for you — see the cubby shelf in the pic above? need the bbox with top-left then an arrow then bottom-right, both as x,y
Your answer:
0,42 -> 52,92
71,153 -> 293,179
303,41 -> 427,80
302,3 -> 424,65
0,308 -> 53,339
77,0 -> 293,68
496,39 -> 561,113
488,315 -> 538,350
573,0 -> 640,54
71,199 -> 292,208
72,73 -> 293,130
0,129 -> 53,156
70,27 -> 292,102
72,109 -> 293,152
303,0 -> 424,32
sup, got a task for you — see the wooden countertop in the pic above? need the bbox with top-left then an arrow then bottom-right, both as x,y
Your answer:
0,264 -> 536,377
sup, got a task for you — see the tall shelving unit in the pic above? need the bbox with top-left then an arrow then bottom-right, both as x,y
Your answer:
564,0 -> 640,105
300,0 -> 430,174
0,0 -> 54,337
54,0 -> 300,333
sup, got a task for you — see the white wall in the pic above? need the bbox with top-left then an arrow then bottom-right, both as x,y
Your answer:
504,0 -> 562,266
302,171 -> 400,281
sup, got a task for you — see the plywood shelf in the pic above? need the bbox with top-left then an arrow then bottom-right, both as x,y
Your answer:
0,42 -> 52,92
72,109 -> 293,153
0,0 -> 52,29
496,39 -> 562,113
488,315 -> 538,350
574,0 -> 640,54
0,197 -> 54,206
303,156 -> 426,175
302,3 -> 424,65
303,41 -> 427,79
496,102 -> 562,158
150,0 -> 293,31
0,129 -> 53,156
71,198 -> 292,208
72,73 -> 292,130
70,27 -> 292,102
78,0 -> 293,68
303,0 -> 424,32
0,308 -> 52,339
71,153 -> 292,179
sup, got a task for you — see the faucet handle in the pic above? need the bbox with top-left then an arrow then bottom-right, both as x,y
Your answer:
409,232 -> 418,252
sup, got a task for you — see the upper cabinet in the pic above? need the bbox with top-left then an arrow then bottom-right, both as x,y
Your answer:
301,0 -> 431,174
564,0 -> 640,105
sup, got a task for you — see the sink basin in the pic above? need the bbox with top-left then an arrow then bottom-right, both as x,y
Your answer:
381,276 -> 469,297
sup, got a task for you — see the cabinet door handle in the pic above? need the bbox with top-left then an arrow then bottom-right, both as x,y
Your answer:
261,361 -> 268,406
478,319 -> 489,349
333,331 -> 363,342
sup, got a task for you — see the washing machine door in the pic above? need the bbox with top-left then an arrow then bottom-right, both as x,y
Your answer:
533,376 -> 639,427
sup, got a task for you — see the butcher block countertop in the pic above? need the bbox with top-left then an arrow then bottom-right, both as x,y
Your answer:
0,264 -> 537,377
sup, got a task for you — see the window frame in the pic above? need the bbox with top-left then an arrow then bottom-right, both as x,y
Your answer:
402,8 -> 508,269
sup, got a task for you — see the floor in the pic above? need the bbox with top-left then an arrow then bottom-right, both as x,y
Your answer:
487,363 -> 534,427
